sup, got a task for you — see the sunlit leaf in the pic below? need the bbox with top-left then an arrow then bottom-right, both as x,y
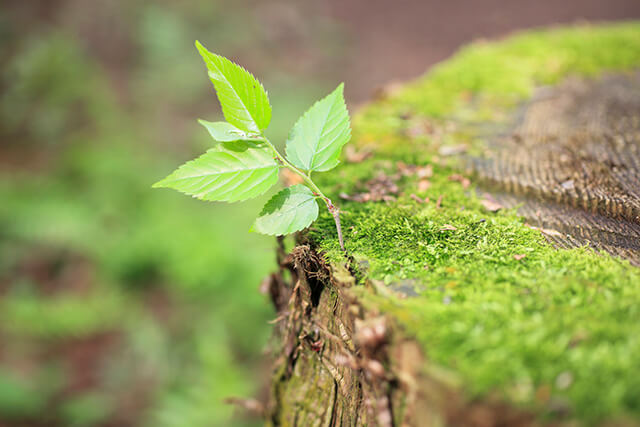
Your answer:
251,185 -> 319,235
195,41 -> 271,133
198,119 -> 258,142
153,143 -> 278,202
285,83 -> 350,172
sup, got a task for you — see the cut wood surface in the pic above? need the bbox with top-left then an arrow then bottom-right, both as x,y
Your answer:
264,23 -> 640,426
468,73 -> 640,264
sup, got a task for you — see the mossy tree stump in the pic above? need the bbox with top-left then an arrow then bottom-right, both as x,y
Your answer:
264,23 -> 640,426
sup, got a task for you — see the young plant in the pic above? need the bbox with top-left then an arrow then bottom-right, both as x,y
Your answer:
153,41 -> 350,250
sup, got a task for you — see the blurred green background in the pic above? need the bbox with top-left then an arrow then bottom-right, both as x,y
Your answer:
1,1 -> 639,426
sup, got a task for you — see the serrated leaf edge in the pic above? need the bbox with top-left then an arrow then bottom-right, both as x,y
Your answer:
285,83 -> 351,172
195,41 -> 271,133
152,147 -> 279,203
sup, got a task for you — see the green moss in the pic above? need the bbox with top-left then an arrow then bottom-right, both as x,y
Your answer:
353,22 -> 640,151
307,23 -> 640,423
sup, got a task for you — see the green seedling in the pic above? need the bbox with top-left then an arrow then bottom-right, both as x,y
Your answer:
153,41 -> 351,250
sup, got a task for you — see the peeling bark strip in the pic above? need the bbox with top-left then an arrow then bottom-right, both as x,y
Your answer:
468,73 -> 640,265
264,245 -> 537,426
265,245 -> 393,426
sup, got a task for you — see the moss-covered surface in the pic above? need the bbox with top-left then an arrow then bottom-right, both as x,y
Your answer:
351,22 -> 640,153
306,22 -> 640,424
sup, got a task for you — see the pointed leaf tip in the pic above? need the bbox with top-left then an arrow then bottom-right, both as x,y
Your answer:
195,42 -> 271,133
285,83 -> 351,172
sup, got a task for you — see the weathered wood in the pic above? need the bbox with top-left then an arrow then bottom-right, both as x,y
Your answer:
265,24 -> 640,426
265,246 -> 538,426
468,73 -> 640,264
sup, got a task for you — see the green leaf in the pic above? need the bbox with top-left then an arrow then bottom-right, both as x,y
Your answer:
195,41 -> 271,133
198,119 -> 258,142
153,144 -> 279,202
251,185 -> 319,236
285,83 -> 351,172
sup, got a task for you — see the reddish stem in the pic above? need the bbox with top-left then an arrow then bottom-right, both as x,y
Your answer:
325,198 -> 345,252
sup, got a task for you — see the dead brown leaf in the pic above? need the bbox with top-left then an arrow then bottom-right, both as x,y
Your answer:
418,179 -> 431,192
440,224 -> 457,231
340,172 -> 399,203
525,224 -> 563,237
480,195 -> 503,212
448,174 -> 471,189
396,162 -> 433,179
410,193 -> 425,203
513,254 -> 527,261
417,164 -> 433,179
340,192 -> 369,203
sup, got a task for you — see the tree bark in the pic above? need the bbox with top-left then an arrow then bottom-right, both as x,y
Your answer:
262,24 -> 640,427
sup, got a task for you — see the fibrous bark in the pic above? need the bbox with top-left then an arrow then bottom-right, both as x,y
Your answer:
263,24 -> 640,427
265,244 -> 540,426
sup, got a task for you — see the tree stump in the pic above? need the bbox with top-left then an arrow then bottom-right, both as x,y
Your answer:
264,23 -> 640,426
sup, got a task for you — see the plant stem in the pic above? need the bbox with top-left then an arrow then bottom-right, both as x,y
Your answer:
261,136 -> 345,251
